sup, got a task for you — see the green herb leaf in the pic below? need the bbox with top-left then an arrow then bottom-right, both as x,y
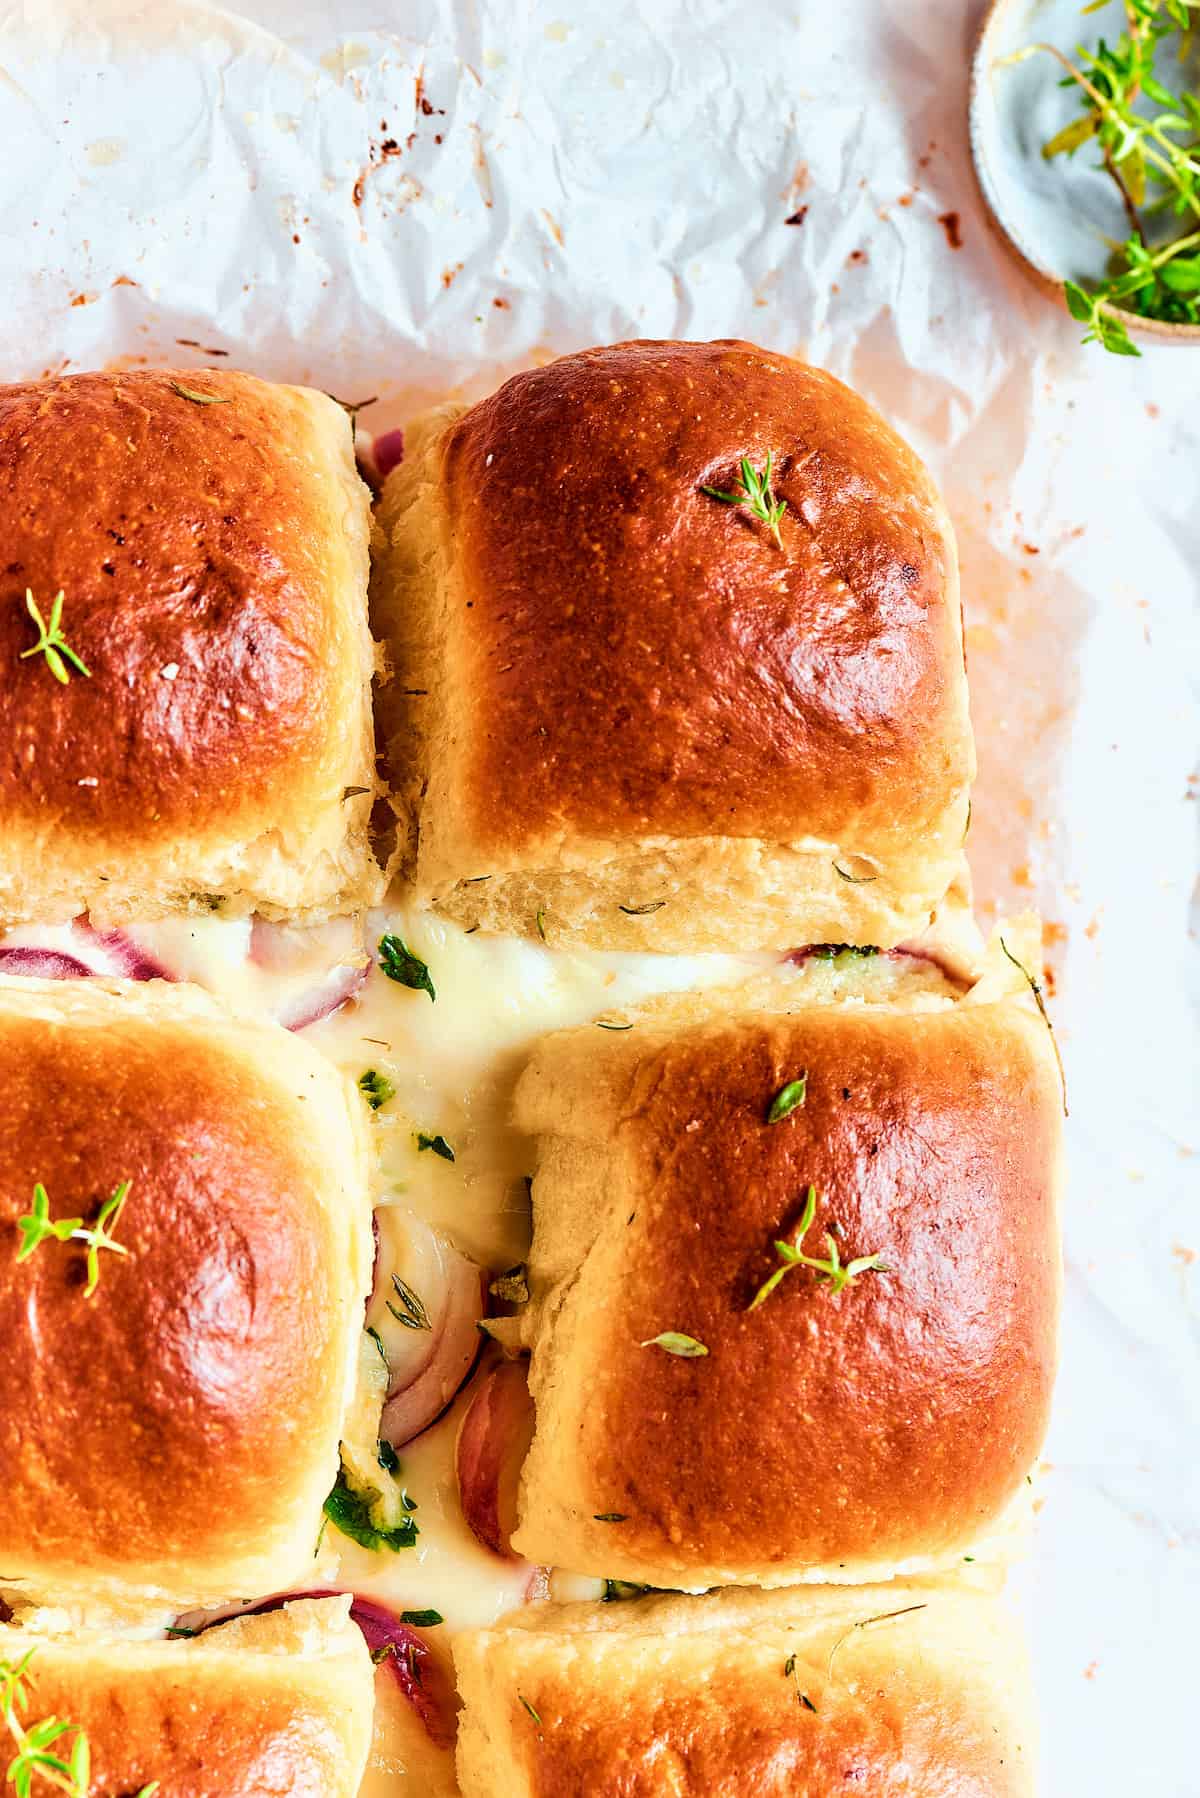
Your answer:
746,1186 -> 889,1310
378,934 -> 436,1000
639,1331 -> 709,1358
416,1131 -> 455,1162
1042,113 -> 1098,158
399,1607 -> 443,1627
377,1438 -> 400,1473
602,1579 -> 651,1602
168,380 -> 231,405
535,907 -> 547,941
766,1074 -> 808,1124
366,1326 -> 390,1372
323,1467 -> 419,1554
809,943 -> 880,961
593,1512 -> 628,1522
831,861 -> 878,884
518,1695 -> 542,1726
15,1179 -> 132,1297
618,900 -> 667,916
358,1069 -> 395,1111
701,448 -> 788,549
1013,12 -> 1200,353
595,1019 -> 633,1031
387,1274 -> 432,1331
19,589 -> 91,685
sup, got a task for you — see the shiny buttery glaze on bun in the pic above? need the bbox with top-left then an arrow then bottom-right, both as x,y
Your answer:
375,339 -> 974,949
0,1598 -> 374,1797
0,976 -> 372,1612
505,967 -> 1062,1588
454,1582 -> 1035,1797
0,368 -> 380,927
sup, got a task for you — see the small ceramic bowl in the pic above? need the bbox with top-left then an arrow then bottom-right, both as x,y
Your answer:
969,0 -> 1200,343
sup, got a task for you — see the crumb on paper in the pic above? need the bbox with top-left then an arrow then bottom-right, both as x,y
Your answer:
319,42 -> 373,79
785,205 -> 809,227
1172,1243 -> 1196,1267
1084,1662 -> 1099,1681
937,211 -> 962,250
86,138 -> 125,167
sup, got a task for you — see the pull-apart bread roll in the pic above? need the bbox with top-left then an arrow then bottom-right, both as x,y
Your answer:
503,934 -> 1063,1587
0,1598 -> 374,1797
375,338 -> 974,950
0,369 -> 379,927
455,1583 -> 1035,1797
0,977 -> 372,1611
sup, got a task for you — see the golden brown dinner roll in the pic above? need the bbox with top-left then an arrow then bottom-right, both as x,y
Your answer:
375,338 -> 974,950
0,368 -> 380,927
502,931 -> 1063,1587
0,976 -> 372,1611
454,1582 -> 1035,1797
0,1598 -> 374,1797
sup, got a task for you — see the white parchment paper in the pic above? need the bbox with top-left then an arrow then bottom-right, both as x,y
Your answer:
0,1 -> 1196,1789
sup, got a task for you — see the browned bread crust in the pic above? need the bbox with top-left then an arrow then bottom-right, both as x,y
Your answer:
376,340 -> 973,949
508,974 -> 1062,1586
0,977 -> 372,1610
454,1583 -> 1035,1797
0,368 -> 379,924
0,1599 -> 374,1796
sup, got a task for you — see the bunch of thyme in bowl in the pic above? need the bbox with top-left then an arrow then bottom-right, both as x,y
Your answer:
1009,0 -> 1200,353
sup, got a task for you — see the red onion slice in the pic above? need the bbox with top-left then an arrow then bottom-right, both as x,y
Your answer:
340,1595 -> 456,1750
273,959 -> 370,1032
379,1244 -> 487,1449
0,947 -> 96,980
249,917 -> 369,1031
77,922 -> 172,981
373,427 -> 405,479
455,1359 -> 535,1559
176,1591 -> 455,1750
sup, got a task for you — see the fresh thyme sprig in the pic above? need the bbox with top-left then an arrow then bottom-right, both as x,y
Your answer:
0,1651 -> 159,1797
701,450 -> 788,549
15,1180 -> 133,1297
1007,0 -> 1200,352
826,1604 -> 928,1680
998,937 -> 1069,1115
19,591 -> 91,686
783,1653 -> 818,1713
746,1185 -> 889,1311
